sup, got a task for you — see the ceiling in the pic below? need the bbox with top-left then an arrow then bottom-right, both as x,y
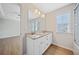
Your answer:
33,3 -> 71,13
0,3 -> 20,20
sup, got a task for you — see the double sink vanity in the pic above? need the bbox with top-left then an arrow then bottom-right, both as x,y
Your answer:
24,8 -> 53,55
26,31 -> 53,55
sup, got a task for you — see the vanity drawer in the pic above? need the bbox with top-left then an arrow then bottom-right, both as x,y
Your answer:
26,32 -> 53,55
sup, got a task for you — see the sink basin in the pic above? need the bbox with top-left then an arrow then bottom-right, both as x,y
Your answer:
27,31 -> 49,39
31,34 -> 41,38
36,32 -> 48,35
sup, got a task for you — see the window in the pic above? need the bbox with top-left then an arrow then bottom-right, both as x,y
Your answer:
56,13 -> 70,33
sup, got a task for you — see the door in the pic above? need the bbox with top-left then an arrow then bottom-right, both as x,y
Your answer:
74,4 -> 79,45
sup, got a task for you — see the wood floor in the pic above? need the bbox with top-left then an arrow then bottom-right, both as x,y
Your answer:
0,36 -> 21,55
43,45 -> 73,55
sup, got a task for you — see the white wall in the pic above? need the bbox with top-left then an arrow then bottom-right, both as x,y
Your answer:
46,4 -> 75,50
0,18 -> 20,38
0,18 -> 3,36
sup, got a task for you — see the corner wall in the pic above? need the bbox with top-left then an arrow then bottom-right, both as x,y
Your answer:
46,4 -> 75,50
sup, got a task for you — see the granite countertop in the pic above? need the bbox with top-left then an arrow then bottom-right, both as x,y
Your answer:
26,31 -> 52,39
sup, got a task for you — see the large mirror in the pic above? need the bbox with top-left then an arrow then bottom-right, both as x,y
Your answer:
0,3 -> 20,38
28,9 -> 46,33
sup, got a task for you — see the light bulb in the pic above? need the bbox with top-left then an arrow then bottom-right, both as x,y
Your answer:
35,9 -> 38,13
38,11 -> 40,15
41,14 -> 45,18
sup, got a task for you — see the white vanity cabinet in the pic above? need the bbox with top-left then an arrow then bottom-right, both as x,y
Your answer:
26,33 -> 52,55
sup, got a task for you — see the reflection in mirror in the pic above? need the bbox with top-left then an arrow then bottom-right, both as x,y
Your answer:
30,18 -> 40,33
28,9 -> 40,33
28,9 -> 46,33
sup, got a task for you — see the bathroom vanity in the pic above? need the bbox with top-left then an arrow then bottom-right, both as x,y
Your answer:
26,31 -> 53,55
25,9 -> 53,55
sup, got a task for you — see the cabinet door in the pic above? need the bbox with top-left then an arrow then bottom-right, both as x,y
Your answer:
44,33 -> 52,51
48,33 -> 52,44
26,38 -> 34,55
34,38 -> 41,55
39,36 -> 47,54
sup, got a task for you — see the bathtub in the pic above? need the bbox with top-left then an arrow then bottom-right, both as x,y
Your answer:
73,42 -> 79,55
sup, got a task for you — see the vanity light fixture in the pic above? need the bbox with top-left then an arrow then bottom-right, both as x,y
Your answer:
34,9 -> 41,16
38,11 -> 41,15
35,9 -> 38,14
41,14 -> 45,18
